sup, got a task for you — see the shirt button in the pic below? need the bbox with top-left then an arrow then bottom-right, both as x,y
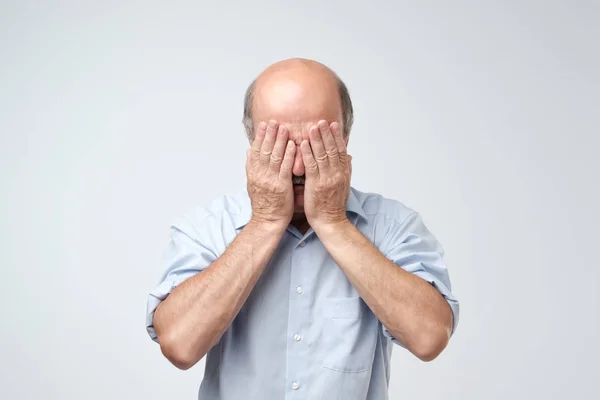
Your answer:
298,241 -> 306,247
296,286 -> 303,294
294,333 -> 302,341
292,382 -> 299,390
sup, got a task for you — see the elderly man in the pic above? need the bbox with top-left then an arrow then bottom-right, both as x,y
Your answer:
146,58 -> 459,399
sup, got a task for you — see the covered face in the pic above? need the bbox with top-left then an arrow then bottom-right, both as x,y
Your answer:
250,58 -> 345,213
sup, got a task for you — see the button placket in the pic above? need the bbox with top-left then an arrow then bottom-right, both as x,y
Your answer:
287,237 -> 312,397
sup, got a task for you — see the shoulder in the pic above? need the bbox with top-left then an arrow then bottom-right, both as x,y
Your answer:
171,189 -> 250,238
351,188 -> 443,254
351,187 -> 417,226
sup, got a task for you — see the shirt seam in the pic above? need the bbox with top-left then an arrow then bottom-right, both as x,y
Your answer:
380,211 -> 419,258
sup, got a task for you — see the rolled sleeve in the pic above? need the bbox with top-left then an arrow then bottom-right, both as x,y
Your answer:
380,212 -> 460,344
146,217 -> 218,343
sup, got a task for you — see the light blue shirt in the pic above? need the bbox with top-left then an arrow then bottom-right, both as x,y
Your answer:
146,187 -> 459,400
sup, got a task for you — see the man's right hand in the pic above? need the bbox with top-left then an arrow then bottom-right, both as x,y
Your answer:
155,121 -> 296,368
246,120 -> 296,228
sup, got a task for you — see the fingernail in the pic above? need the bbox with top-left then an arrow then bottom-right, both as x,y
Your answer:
258,121 -> 267,130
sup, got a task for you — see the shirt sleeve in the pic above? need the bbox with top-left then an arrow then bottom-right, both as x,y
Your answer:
145,217 -> 218,343
380,212 -> 460,345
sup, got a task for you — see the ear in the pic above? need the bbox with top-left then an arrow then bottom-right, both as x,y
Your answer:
347,154 -> 353,177
245,123 -> 254,146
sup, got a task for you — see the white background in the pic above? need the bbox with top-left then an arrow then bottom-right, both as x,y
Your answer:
1,1 -> 599,399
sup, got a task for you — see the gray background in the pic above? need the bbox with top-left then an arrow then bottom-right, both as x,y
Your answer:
1,1 -> 599,399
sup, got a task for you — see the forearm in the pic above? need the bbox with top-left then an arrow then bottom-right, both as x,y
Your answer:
154,219 -> 286,369
315,220 -> 453,361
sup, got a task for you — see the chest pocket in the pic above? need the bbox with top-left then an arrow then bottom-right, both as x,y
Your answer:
320,296 -> 378,373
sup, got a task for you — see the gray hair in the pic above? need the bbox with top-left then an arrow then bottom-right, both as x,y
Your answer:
242,73 -> 354,141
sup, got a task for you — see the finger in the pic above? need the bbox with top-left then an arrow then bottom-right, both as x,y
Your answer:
347,154 -> 353,178
251,122 -> 267,160
279,140 -> 296,179
269,125 -> 288,173
259,120 -> 278,165
245,149 -> 251,175
330,121 -> 347,159
318,120 -> 339,166
308,125 -> 328,170
300,140 -> 319,178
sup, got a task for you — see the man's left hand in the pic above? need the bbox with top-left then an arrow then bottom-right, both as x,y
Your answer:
300,120 -> 352,231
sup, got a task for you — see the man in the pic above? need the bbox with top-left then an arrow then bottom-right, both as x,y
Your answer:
146,58 -> 459,399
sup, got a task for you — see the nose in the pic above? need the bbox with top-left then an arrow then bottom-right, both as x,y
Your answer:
292,146 -> 304,177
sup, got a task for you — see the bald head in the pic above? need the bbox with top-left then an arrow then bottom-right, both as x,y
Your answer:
242,58 -> 354,141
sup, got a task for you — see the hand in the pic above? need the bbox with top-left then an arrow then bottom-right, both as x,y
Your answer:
246,120 -> 296,228
300,120 -> 352,230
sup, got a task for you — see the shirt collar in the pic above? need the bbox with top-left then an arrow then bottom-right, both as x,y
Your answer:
233,187 -> 368,230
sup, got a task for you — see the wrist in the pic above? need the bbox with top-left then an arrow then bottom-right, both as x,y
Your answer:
247,216 -> 289,234
311,217 -> 352,238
